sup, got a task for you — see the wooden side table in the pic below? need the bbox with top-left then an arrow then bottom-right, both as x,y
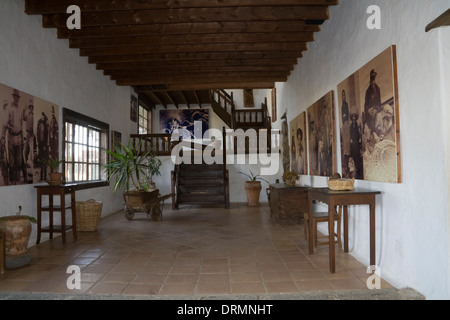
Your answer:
307,188 -> 381,273
35,184 -> 78,244
269,184 -> 310,222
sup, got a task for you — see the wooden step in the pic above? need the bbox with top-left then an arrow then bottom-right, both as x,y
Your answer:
178,193 -> 225,203
178,185 -> 224,194
179,176 -> 224,185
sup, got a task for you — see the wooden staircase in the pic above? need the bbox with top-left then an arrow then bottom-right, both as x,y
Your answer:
172,162 -> 229,209
171,127 -> 230,209
210,89 -> 271,131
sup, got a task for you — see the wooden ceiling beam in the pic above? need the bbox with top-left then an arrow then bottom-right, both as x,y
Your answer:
110,69 -> 289,79
138,93 -> 156,110
193,91 -> 202,108
88,51 -> 302,64
179,91 -> 190,109
134,82 -> 276,90
148,91 -> 167,109
101,65 -> 296,74
96,59 -> 298,70
164,91 -> 178,108
57,21 -> 320,39
26,0 -> 339,15
42,6 -> 329,28
116,76 -> 288,86
80,42 -> 307,57
69,32 -> 314,49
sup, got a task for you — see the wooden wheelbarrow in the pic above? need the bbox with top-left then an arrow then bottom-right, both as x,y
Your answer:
123,189 -> 173,221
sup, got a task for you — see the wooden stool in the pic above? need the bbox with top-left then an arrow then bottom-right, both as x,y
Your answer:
304,206 -> 342,248
0,232 -> 5,274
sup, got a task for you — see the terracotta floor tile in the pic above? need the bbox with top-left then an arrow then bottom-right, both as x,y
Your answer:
195,281 -> 229,295
0,203 -> 391,298
229,272 -> 262,283
165,273 -> 197,285
101,273 -> 135,283
122,284 -> 161,295
260,272 -> 292,283
296,280 -> 335,292
265,281 -> 299,293
90,282 -> 128,295
231,282 -> 267,294
329,278 -> 368,290
290,270 -> 326,281
159,283 -> 195,295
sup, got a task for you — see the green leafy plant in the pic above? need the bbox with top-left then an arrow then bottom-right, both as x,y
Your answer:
238,170 -> 269,184
39,157 -> 64,173
147,151 -> 162,183
103,140 -> 159,194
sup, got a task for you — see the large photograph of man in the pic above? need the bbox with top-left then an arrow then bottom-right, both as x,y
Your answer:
307,91 -> 336,177
0,83 -> 59,186
289,112 -> 308,175
338,45 -> 401,183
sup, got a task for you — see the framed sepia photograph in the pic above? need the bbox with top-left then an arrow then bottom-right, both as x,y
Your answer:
337,45 -> 401,183
289,111 -> 308,175
0,83 -> 59,186
111,130 -> 122,150
271,88 -> 277,122
130,95 -> 138,122
243,89 -> 254,108
307,91 -> 336,177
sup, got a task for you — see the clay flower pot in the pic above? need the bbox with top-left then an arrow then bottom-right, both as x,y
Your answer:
48,172 -> 63,182
0,216 -> 32,256
245,181 -> 262,207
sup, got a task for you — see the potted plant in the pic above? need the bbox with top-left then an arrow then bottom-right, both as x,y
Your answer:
103,140 -> 160,220
238,170 -> 269,207
0,206 -> 36,269
40,157 -> 64,183
146,151 -> 162,190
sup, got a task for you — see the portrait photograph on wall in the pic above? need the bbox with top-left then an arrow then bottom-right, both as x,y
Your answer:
307,91 -> 336,177
337,45 -> 401,183
0,83 -> 59,186
271,88 -> 277,123
130,95 -> 138,122
290,111 -> 308,175
160,109 -> 209,140
111,130 -> 122,150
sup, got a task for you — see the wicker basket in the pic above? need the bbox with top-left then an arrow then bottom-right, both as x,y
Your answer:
75,199 -> 102,231
327,178 -> 355,191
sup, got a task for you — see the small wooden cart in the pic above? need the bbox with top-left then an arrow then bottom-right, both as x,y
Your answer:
123,189 -> 172,221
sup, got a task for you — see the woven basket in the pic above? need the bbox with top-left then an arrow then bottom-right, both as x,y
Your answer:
75,199 -> 102,231
327,178 -> 355,191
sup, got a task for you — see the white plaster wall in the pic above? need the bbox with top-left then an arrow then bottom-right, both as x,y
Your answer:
440,26 -> 450,299
224,89 -> 268,110
273,0 -> 450,299
0,1 -> 134,244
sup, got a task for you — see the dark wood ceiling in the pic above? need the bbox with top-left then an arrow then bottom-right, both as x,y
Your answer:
25,0 -> 339,108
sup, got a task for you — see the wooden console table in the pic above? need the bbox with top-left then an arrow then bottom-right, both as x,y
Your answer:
307,188 -> 381,273
269,184 -> 310,222
35,184 -> 78,244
